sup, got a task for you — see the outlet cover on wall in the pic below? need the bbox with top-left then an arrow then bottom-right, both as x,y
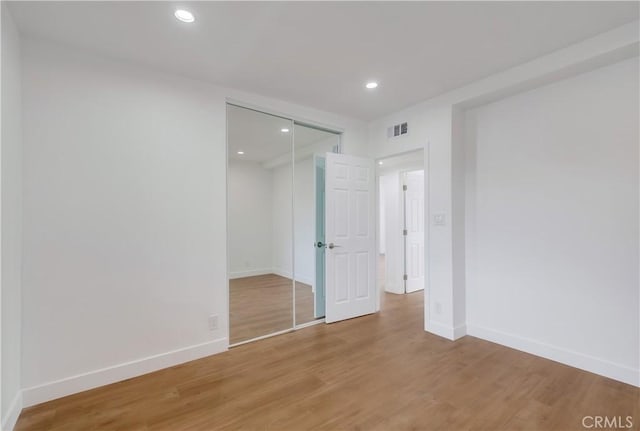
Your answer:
435,302 -> 442,315
208,315 -> 219,331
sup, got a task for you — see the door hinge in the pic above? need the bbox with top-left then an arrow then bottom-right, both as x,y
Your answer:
403,274 -> 408,281
403,185 -> 408,191
403,229 -> 408,236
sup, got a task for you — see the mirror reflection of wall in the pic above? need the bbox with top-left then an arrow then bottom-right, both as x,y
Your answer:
227,105 -> 293,344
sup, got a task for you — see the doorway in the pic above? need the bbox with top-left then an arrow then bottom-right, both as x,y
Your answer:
376,150 -> 426,297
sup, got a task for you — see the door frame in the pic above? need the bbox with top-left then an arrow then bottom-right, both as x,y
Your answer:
374,148 -> 429,313
225,98 -> 344,347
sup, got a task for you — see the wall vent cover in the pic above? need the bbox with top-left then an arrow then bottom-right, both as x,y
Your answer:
387,122 -> 408,138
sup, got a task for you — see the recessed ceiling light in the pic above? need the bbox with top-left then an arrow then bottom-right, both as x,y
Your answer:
281,128 -> 290,133
366,82 -> 378,89
237,151 -> 244,155
378,161 -> 384,165
174,9 -> 195,23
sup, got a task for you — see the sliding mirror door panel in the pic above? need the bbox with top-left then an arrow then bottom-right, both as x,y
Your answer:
227,105 -> 294,344
293,124 -> 341,326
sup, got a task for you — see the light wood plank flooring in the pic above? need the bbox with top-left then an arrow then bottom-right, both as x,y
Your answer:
230,274 -> 316,345
16,292 -> 639,431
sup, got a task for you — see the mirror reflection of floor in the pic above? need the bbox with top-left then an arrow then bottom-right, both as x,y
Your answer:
229,274 -> 316,345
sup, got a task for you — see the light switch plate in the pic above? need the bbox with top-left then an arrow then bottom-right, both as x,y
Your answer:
433,213 -> 446,226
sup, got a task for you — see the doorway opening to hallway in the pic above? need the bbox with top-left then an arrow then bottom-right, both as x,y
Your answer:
376,149 -> 425,308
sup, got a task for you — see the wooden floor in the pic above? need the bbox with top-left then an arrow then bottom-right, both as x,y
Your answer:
16,292 -> 639,431
230,274 -> 316,344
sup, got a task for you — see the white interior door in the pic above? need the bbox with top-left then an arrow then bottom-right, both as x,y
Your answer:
325,153 -> 376,323
403,170 -> 425,293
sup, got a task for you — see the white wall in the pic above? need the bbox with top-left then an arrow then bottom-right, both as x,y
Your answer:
451,108 -> 466,331
20,38 -> 229,399
368,22 -> 639,346
271,163 -> 293,280
370,107 -> 458,337
1,4 -> 23,430
19,38 -> 367,406
16,36 -> 364,405
465,58 -> 639,386
293,157 -> 314,285
378,182 -> 385,254
367,22 -> 639,383
228,160 -> 273,277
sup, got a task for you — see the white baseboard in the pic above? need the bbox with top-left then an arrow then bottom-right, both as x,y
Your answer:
426,321 -> 467,341
426,320 -> 454,340
231,268 -> 314,285
272,268 -> 314,285
385,283 -> 404,295
229,268 -> 272,279
22,338 -> 228,408
467,324 -> 640,387
453,323 -> 467,340
295,275 -> 314,286
2,391 -> 23,431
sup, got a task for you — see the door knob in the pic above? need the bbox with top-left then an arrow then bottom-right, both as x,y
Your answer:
328,243 -> 341,249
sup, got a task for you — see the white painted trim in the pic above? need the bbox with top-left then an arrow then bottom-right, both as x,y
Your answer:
272,268 -> 314,286
229,268 -> 316,287
453,324 -> 467,340
426,320 -> 456,340
295,318 -> 325,330
228,268 -> 273,279
295,275 -> 314,286
467,324 -> 640,388
225,98 -> 346,137
229,328 -> 293,348
21,338 -> 228,407
1,391 -> 23,431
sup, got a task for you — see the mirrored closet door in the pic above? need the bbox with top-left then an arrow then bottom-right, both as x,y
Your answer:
227,104 -> 341,345
227,105 -> 294,344
293,124 -> 341,326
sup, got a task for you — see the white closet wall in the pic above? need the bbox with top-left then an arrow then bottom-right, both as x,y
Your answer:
228,160 -> 274,278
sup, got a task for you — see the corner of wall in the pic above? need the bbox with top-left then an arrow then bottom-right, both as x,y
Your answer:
1,391 -> 23,431
451,107 -> 467,330
1,2 -> 24,428
426,319 -> 467,341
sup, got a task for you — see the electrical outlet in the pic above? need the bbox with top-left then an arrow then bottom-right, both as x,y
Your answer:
435,302 -> 442,315
208,315 -> 218,331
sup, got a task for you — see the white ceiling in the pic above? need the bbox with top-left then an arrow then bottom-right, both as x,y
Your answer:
227,104 -> 338,163
8,1 -> 639,121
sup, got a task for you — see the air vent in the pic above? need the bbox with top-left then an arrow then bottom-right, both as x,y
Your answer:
387,122 -> 408,138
